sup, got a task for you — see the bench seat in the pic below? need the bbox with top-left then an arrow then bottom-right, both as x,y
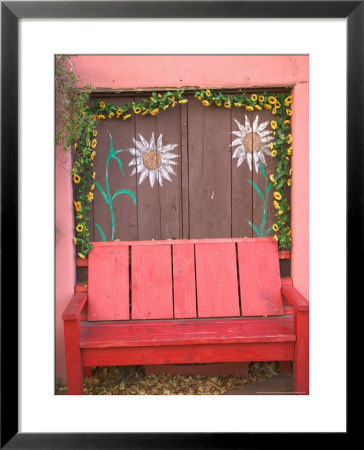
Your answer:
80,316 -> 296,348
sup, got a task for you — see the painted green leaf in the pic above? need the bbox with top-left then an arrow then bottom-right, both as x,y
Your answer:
111,155 -> 124,175
95,224 -> 107,242
247,179 -> 264,202
94,181 -> 109,204
112,189 -> 137,204
247,220 -> 261,237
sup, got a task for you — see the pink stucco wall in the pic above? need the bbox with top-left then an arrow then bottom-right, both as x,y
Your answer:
56,55 -> 309,383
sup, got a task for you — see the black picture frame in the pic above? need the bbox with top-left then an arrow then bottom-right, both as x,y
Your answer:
1,1 -> 356,447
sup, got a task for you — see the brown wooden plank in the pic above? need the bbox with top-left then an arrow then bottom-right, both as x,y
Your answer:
188,97 -> 232,238
195,242 -> 240,318
172,243 -> 197,318
180,100 -> 189,238
237,239 -> 283,316
88,244 -> 130,321
134,104 -> 181,240
92,96 -> 138,242
131,244 -> 173,319
231,108 -> 254,238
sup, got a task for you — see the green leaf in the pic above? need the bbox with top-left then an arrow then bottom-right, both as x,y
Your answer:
95,224 -> 107,242
111,156 -> 124,175
247,220 -> 262,237
111,189 -> 137,204
94,181 -> 109,204
247,179 -> 264,202
108,130 -> 114,156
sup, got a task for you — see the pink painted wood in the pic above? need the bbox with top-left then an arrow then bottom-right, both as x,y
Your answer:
237,240 -> 283,316
131,244 -> 173,319
172,244 -> 197,318
195,242 -> 240,318
88,244 -> 130,321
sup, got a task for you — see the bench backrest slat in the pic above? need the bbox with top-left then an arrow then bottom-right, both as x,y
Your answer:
87,238 -> 283,321
237,240 -> 283,316
195,243 -> 240,318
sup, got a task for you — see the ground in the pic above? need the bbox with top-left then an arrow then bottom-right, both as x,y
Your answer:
56,362 -> 294,395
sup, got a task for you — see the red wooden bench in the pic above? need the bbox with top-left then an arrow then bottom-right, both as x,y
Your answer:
63,237 -> 309,395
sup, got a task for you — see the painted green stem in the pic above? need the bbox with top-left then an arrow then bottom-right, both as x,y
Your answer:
95,131 -> 136,241
246,162 -> 273,237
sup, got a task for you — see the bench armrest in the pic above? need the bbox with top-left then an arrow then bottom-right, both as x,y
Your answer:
281,285 -> 309,312
62,293 -> 88,320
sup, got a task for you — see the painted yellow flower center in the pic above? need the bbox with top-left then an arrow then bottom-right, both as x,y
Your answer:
143,151 -> 162,170
243,132 -> 262,153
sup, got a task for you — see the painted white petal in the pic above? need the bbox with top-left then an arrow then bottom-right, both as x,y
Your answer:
237,153 -> 246,167
244,115 -> 252,133
159,167 -> 173,182
246,152 -> 252,171
137,164 -> 144,173
134,140 -> 148,153
138,169 -> 149,185
149,170 -> 156,187
156,134 -> 163,151
138,134 -> 150,150
149,133 -> 156,151
233,118 -> 246,134
231,131 -> 244,138
161,152 -> 179,160
160,144 -> 178,153
128,158 -> 137,166
258,130 -> 273,138
157,172 -> 163,187
129,147 -> 137,156
130,168 -> 136,176
232,145 -> 244,159
262,145 -> 272,156
256,120 -> 269,132
261,135 -> 274,143
252,115 -> 259,132
164,165 -> 176,175
231,137 -> 244,146
259,151 -> 266,165
167,160 -> 178,165
253,152 -> 260,173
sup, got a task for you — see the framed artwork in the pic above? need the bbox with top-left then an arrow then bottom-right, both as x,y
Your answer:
1,0 -> 356,446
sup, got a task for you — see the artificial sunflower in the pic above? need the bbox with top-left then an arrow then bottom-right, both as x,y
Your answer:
73,142 -> 78,150
76,224 -> 84,232
108,112 -> 115,118
123,114 -> 132,120
287,147 -> 293,155
287,179 -> 292,186
286,134 -> 293,144
73,174 -> 81,184
162,105 -> 169,111
224,101 -> 231,108
234,102 -> 242,107
251,93 -> 258,101
269,174 -> 276,183
271,150 -> 277,157
73,237 -> 77,245
273,192 -> 282,200
150,108 -> 159,116
202,100 -> 210,107
205,89 -> 211,97
287,229 -> 292,236
272,224 -> 279,232
90,151 -> 96,160
92,171 -> 96,179
179,99 -> 188,104
273,200 -> 280,209
259,95 -> 264,103
272,107 -> 277,115
87,192 -> 94,202
285,95 -> 293,106
273,234 -> 278,241
73,201 -> 81,212
245,106 -> 254,111
99,101 -> 106,108
78,252 -> 86,259
93,130 -> 98,137
286,109 -> 292,116
134,107 -> 142,114
91,139 -> 97,148
284,119 -> 290,126
254,105 -> 262,110
268,96 -> 276,104
271,120 -> 277,129
264,104 -> 272,110
141,109 -> 149,116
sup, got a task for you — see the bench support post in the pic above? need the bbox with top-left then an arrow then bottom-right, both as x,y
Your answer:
293,310 -> 309,395
64,319 -> 83,395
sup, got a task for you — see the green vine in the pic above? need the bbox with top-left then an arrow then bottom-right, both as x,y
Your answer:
68,86 -> 292,258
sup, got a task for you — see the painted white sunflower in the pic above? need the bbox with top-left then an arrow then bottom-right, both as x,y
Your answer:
128,133 -> 179,187
231,115 -> 275,173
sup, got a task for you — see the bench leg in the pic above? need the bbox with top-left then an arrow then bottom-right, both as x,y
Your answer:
293,310 -> 309,395
64,320 -> 83,395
